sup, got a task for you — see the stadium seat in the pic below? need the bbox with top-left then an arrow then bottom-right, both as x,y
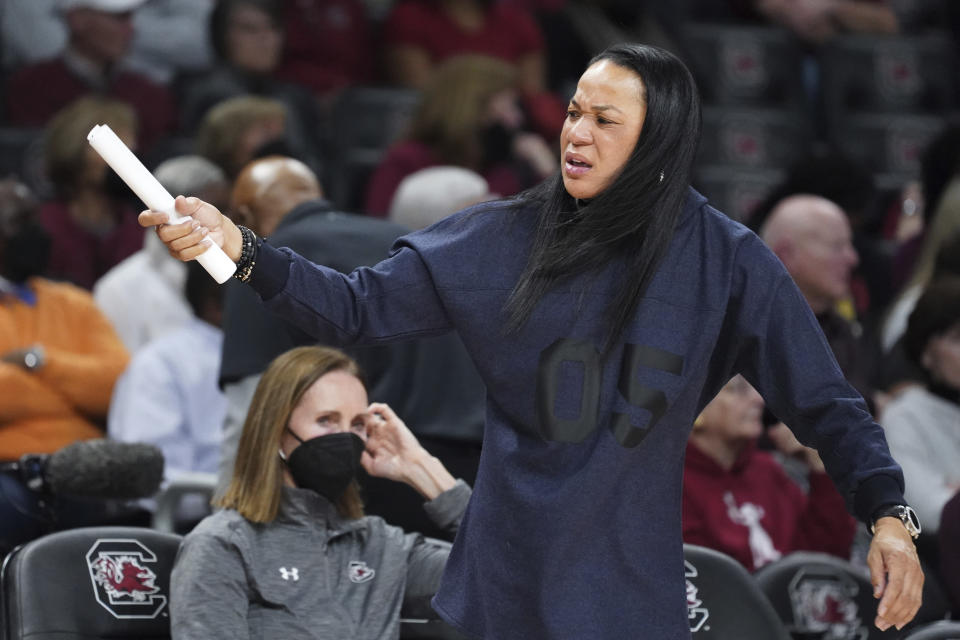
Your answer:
698,106 -> 812,169
682,543 -> 791,639
693,164 -> 784,223
151,471 -> 217,534
324,86 -> 421,211
831,111 -> 945,178
680,24 -> 807,111
902,621 -> 960,640
819,32 -> 956,127
1,526 -> 181,640
754,550 -> 952,640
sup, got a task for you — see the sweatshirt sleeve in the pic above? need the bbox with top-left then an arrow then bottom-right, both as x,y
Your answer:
730,234 -> 904,524
170,529 -> 251,640
247,241 -> 452,348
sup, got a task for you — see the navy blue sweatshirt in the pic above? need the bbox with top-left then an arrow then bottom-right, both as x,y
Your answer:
247,188 -> 905,639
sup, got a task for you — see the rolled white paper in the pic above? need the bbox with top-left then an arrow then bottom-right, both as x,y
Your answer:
86,124 -> 237,284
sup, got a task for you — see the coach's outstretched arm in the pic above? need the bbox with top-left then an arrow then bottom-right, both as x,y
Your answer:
139,196 -> 240,263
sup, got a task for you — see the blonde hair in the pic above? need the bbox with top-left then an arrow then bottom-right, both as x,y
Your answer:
216,346 -> 365,522
409,55 -> 517,167
195,96 -> 286,178
44,96 -> 137,196
904,177 -> 960,293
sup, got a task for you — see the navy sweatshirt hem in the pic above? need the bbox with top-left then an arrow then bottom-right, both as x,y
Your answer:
854,473 -> 906,525
248,241 -> 289,300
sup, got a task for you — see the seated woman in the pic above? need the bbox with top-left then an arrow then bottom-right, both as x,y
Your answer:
364,55 -> 555,217
682,375 -> 856,571
882,276 -> 960,537
170,345 -> 471,637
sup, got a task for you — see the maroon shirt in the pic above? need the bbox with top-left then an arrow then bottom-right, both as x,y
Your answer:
276,0 -> 374,96
5,58 -> 175,152
683,440 -> 856,572
38,200 -> 145,290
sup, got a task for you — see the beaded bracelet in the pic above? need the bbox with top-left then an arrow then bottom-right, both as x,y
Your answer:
233,225 -> 259,283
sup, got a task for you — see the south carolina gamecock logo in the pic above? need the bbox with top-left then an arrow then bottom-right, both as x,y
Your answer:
685,560 -> 711,633
86,538 -> 168,619
788,568 -> 868,640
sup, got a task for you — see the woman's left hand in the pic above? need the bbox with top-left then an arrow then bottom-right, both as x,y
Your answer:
361,402 -> 425,483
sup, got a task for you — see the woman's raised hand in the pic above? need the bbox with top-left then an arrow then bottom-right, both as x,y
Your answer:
138,195 -> 243,263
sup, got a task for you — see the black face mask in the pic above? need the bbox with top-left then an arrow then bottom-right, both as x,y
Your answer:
281,431 -> 365,502
1,221 -> 51,283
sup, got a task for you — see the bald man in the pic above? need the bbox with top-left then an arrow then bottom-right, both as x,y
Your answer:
230,155 -> 321,238
761,194 -> 877,409
218,156 -> 486,538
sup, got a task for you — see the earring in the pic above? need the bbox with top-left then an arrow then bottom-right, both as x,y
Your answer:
659,171 -> 665,183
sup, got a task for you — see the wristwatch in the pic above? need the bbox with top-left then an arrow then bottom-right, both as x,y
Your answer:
870,504 -> 921,540
21,345 -> 45,372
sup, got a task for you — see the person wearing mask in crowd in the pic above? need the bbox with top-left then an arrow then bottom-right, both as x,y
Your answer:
179,0 -> 322,170
219,155 -> 485,539
759,194 -> 879,411
881,277 -> 960,538
194,95 -> 288,180
39,96 -> 146,290
1,177 -> 128,460
683,374 -> 856,572
0,178 -> 131,553
108,260 -> 227,529
365,55 -> 555,216
170,345 -> 471,637
4,0 -> 175,153
144,43 -> 923,636
94,155 -> 229,353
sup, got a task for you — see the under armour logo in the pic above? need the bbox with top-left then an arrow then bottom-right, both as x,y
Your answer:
279,567 -> 299,581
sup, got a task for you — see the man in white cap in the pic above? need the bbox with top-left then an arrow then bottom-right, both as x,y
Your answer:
4,0 -> 175,152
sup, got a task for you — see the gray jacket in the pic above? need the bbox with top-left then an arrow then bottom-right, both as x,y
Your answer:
170,481 -> 471,639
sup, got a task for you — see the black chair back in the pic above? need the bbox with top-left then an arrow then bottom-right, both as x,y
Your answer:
902,621 -> 960,640
683,543 -> 791,639
1,526 -> 182,640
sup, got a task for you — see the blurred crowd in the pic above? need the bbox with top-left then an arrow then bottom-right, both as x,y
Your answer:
1,0 -> 959,627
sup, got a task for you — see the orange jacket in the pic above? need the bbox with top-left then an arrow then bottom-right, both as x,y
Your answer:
0,278 -> 129,458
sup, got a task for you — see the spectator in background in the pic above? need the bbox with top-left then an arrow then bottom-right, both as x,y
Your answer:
760,194 -> 879,410
880,230 -> 960,393
881,277 -> 960,537
108,260 -> 227,522
389,166 -> 494,231
126,0 -> 216,85
274,0 -> 374,100
4,0 -> 175,153
889,123 -> 960,297
683,375 -> 856,572
382,0 -> 565,140
171,345 -> 471,637
195,95 -> 287,180
365,55 -> 555,216
178,0 -> 322,170
219,156 -> 485,538
883,180 -> 960,354
39,96 -> 145,290
0,178 -> 128,460
1,0 -> 214,85
93,155 -> 229,353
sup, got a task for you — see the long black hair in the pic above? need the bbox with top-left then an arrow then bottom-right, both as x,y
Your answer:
505,43 -> 702,353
